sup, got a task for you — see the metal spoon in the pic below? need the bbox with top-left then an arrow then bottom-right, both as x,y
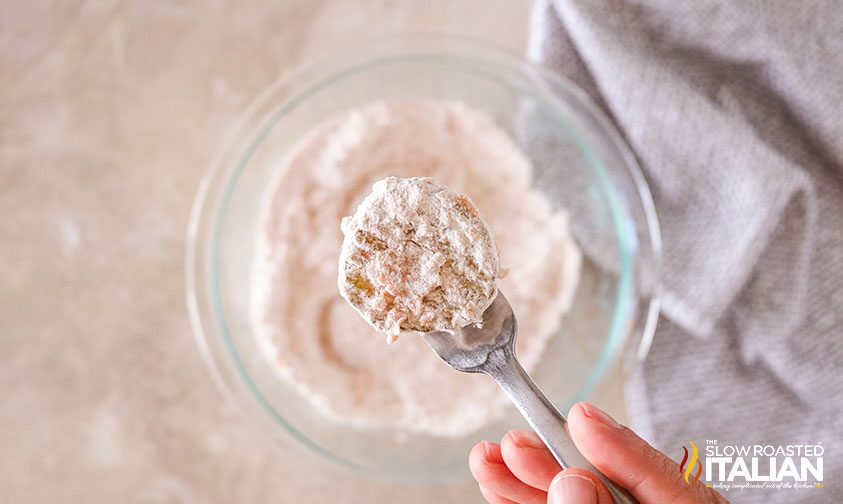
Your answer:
423,290 -> 638,504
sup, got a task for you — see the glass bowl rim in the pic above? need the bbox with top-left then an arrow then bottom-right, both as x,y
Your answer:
185,32 -> 662,479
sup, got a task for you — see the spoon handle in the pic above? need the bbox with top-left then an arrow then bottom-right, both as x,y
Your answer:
486,352 -> 639,504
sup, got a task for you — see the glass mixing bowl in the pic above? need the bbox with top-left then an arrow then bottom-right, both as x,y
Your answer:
186,34 -> 660,483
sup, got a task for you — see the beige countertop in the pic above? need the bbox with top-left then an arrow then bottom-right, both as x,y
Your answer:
1,1 -> 625,502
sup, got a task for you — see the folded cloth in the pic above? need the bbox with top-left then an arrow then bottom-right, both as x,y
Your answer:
529,1 -> 843,502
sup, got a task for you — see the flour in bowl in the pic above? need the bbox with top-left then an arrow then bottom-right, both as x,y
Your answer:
250,99 -> 581,437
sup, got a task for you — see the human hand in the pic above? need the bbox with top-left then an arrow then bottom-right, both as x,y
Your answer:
469,402 -> 729,503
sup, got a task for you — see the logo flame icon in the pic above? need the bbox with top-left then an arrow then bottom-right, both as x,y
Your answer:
679,441 -> 702,485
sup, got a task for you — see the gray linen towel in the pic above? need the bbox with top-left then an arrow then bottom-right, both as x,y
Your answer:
530,1 -> 842,502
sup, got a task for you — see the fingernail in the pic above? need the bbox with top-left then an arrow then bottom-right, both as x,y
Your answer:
549,473 -> 598,504
507,430 -> 545,449
580,402 -> 622,429
481,442 -> 503,463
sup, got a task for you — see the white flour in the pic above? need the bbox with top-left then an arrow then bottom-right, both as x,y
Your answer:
338,177 -> 499,342
251,99 -> 581,437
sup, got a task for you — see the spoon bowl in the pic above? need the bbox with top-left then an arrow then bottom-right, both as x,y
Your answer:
422,291 -> 516,373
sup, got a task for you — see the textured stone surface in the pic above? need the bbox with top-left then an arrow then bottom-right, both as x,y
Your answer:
0,1 -> 625,502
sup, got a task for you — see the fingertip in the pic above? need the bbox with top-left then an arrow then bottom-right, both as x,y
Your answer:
548,470 -> 598,504
500,430 -> 561,491
483,441 -> 504,463
470,441 -> 503,461
567,402 -> 595,442
566,402 -> 591,428
567,402 -> 626,448
470,440 -> 549,503
579,402 -> 623,429
568,401 -> 587,417
469,441 -> 504,484
469,442 -> 485,466
504,429 -> 544,449
548,469 -> 615,504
